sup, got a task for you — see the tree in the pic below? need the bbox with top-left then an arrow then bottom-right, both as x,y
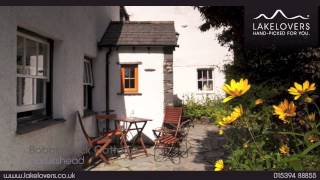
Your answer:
197,6 -> 320,86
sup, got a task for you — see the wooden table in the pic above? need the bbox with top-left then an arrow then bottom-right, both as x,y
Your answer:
96,113 -> 152,159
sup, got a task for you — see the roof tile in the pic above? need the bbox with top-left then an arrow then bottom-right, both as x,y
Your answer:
99,21 -> 178,47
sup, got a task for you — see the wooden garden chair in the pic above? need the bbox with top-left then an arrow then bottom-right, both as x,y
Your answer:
152,107 -> 191,163
76,111 -> 121,165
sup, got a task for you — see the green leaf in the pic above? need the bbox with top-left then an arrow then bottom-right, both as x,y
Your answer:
300,141 -> 320,156
288,158 -> 303,171
278,131 -> 304,137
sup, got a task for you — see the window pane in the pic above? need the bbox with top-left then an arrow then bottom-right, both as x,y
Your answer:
83,62 -> 87,83
17,36 -> 24,74
38,43 -> 47,76
17,77 -> 33,106
208,70 -> 212,79
84,62 -> 90,84
198,81 -> 202,90
17,77 -> 23,106
86,62 -> 90,83
125,67 -> 130,78
88,62 -> 93,85
202,70 -> 207,80
83,85 -> 87,107
26,39 -> 37,76
130,67 -> 135,78
17,109 -> 46,120
203,81 -> 208,90
197,70 -> 202,80
125,79 -> 130,88
35,79 -> 44,104
130,79 -> 135,88
208,81 -> 213,90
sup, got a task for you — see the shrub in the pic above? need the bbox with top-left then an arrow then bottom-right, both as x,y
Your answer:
183,94 -> 228,123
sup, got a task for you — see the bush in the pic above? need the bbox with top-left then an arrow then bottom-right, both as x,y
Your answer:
183,95 -> 228,123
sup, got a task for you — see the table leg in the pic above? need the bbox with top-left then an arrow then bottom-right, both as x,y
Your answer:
121,122 -> 132,159
132,121 -> 148,157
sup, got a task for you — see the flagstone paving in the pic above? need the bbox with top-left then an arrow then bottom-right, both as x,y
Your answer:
87,124 -> 227,171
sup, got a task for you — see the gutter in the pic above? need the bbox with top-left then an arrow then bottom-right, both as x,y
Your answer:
105,48 -> 112,114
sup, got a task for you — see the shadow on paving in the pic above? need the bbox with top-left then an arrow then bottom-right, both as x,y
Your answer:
189,125 -> 229,171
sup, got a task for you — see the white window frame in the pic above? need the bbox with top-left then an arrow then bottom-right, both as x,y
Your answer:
16,32 -> 50,113
83,58 -> 94,110
197,68 -> 214,92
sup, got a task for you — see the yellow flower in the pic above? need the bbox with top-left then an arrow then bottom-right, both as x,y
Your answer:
279,145 -> 290,155
255,98 -> 264,105
214,159 -> 224,171
231,105 -> 243,118
218,105 -> 243,126
273,99 -> 296,123
243,143 -> 249,149
307,135 -> 319,143
288,80 -> 316,100
307,113 -> 316,122
218,129 -> 224,135
218,116 -> 233,126
222,79 -> 251,103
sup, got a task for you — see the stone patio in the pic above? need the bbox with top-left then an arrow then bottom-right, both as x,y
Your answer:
85,124 -> 227,171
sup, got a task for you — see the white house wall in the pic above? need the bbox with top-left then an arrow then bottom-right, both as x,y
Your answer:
126,6 -> 233,101
0,6 -> 120,170
108,47 -> 164,140
174,66 -> 226,101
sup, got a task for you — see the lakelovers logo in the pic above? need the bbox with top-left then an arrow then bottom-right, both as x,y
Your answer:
252,9 -> 311,37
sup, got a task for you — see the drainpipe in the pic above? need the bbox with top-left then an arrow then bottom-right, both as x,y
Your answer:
105,47 -> 112,130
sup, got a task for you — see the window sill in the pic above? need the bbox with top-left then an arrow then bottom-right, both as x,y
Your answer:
117,92 -> 142,96
196,91 -> 215,94
16,118 -> 66,135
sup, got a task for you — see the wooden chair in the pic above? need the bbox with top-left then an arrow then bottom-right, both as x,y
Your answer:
76,111 -> 119,165
152,107 -> 191,163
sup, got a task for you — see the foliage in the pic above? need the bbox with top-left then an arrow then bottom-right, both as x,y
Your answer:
217,79 -> 320,171
183,95 -> 227,123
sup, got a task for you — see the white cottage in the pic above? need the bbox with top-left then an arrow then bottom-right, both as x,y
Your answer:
125,6 -> 233,102
98,21 -> 178,140
0,6 -> 178,170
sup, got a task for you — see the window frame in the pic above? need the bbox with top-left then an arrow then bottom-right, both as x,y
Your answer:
16,31 -> 51,115
83,57 -> 94,111
197,68 -> 214,92
120,64 -> 139,93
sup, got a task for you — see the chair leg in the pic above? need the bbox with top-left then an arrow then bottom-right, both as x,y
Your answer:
153,143 -> 164,162
95,138 -> 112,164
98,153 -> 110,164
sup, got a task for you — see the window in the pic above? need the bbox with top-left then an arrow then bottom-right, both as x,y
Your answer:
120,65 -> 138,93
17,31 -> 51,122
197,69 -> 213,91
83,58 -> 94,110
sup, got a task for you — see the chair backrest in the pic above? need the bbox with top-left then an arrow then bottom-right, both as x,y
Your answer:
96,113 -> 117,120
163,106 -> 183,125
162,107 -> 183,137
76,111 -> 91,143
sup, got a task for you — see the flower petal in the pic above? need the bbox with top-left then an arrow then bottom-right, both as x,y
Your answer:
223,96 -> 235,103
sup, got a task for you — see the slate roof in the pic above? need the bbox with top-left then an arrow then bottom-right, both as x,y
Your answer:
98,21 -> 178,47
